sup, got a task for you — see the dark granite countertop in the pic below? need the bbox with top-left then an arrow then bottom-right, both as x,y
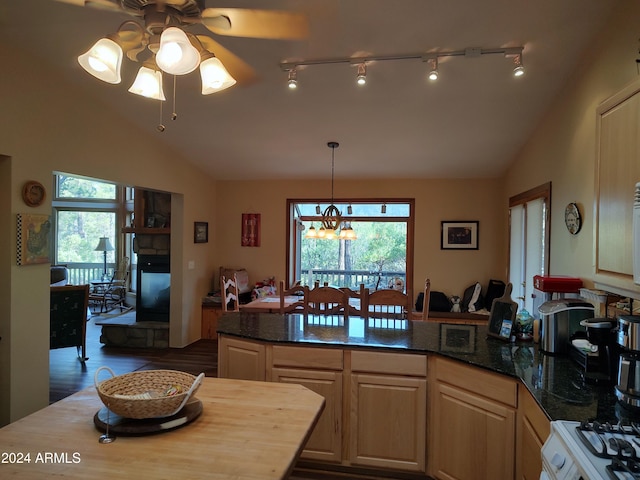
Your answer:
217,312 -> 628,423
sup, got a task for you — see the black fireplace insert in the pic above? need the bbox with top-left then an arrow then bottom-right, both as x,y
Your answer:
136,255 -> 170,322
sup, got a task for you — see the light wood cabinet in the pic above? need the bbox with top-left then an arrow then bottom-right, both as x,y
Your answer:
349,351 -> 427,472
201,304 -> 222,339
429,356 -> 517,480
218,336 -> 265,381
516,384 -> 550,480
271,345 -> 344,463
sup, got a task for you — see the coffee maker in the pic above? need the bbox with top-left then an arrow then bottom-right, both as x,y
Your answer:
577,317 -> 617,384
615,315 -> 640,408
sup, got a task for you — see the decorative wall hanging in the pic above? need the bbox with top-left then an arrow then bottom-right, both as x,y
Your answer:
21,180 -> 46,207
564,202 -> 582,235
194,222 -> 208,244
241,214 -> 261,247
16,213 -> 51,265
441,221 -> 479,250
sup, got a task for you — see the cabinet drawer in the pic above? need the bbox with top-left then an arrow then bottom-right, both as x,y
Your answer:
434,356 -> 517,407
351,350 -> 427,377
272,345 -> 343,370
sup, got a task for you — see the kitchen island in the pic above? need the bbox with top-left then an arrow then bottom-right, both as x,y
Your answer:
217,312 -> 622,480
0,377 -> 324,479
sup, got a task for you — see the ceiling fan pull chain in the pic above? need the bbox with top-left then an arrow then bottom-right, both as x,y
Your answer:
157,97 -> 165,132
171,75 -> 178,121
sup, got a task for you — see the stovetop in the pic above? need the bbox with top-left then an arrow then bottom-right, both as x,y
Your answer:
544,420 -> 640,479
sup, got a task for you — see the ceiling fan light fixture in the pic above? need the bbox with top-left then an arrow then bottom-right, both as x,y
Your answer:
128,66 -> 166,100
200,56 -> 236,94
155,27 -> 200,75
78,37 -> 123,84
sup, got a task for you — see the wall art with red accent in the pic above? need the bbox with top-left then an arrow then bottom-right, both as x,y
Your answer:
241,214 -> 261,247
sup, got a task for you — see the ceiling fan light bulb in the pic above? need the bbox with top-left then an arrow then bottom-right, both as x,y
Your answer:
200,57 -> 236,94
78,38 -> 122,84
128,66 -> 166,100
156,27 -> 200,75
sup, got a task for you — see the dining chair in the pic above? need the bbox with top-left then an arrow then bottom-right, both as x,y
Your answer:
306,285 -> 349,317
279,280 -> 307,313
422,278 -> 431,320
367,289 -> 411,319
340,284 -> 368,317
221,274 -> 240,312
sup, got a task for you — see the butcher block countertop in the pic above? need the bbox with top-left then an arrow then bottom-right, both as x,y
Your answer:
0,377 -> 324,479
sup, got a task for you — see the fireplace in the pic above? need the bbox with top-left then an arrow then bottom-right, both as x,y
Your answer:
136,255 -> 170,322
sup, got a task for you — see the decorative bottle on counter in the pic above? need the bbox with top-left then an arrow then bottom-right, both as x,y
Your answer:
516,308 -> 534,341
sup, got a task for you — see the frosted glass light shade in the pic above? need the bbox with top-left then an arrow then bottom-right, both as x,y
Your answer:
200,57 -> 236,94
78,38 -> 123,84
155,27 -> 200,75
128,67 -> 166,100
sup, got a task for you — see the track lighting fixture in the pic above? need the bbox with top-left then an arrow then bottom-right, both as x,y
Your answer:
281,46 -> 524,87
315,204 -> 321,214
381,204 -> 387,214
287,69 -> 298,89
347,204 -> 353,215
512,53 -> 525,77
427,57 -> 438,81
356,63 -> 367,86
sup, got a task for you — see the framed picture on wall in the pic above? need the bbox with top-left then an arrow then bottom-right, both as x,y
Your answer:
16,213 -> 51,265
241,213 -> 261,247
194,222 -> 208,244
441,221 -> 479,250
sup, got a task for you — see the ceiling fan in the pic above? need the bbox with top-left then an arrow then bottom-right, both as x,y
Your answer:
56,0 -> 310,87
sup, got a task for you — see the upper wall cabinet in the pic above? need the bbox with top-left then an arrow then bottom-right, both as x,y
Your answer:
595,79 -> 640,291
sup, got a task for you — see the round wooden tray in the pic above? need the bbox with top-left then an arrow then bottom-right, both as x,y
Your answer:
93,398 -> 202,435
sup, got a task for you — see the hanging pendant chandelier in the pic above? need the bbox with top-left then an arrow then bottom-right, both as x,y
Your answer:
306,142 -> 356,240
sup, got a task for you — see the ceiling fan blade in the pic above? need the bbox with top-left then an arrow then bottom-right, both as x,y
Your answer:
196,35 -> 258,86
201,8 -> 309,40
55,0 -> 125,12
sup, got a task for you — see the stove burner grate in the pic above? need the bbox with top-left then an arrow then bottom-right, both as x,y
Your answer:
606,457 -> 640,480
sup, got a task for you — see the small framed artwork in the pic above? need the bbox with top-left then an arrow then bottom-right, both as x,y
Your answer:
441,221 -> 479,250
241,213 -> 261,247
16,213 -> 51,265
440,324 -> 477,353
194,222 -> 208,244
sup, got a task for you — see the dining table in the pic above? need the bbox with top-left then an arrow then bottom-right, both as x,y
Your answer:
0,377 -> 325,479
240,295 -> 300,313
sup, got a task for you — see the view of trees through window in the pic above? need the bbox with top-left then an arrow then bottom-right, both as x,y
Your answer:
291,201 -> 413,292
53,174 -> 130,285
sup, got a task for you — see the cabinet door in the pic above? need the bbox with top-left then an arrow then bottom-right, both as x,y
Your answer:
272,367 -> 343,463
431,382 -> 515,480
517,386 -> 550,480
218,335 -> 265,381
201,305 -> 221,339
349,373 -> 427,472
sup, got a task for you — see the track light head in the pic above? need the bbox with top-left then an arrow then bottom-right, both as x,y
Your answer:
287,69 -> 298,89
356,63 -> 367,86
513,54 -> 525,77
427,57 -> 438,81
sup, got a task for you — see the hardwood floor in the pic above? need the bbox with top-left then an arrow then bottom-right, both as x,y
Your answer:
49,313 -> 429,480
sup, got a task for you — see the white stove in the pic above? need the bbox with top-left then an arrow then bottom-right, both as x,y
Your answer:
542,420 -> 640,479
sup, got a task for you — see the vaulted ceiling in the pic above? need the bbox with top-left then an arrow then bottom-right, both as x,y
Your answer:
0,0 -> 620,180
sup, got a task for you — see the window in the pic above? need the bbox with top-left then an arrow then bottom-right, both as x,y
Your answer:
52,174 -> 133,286
287,199 -> 414,295
508,183 -> 551,314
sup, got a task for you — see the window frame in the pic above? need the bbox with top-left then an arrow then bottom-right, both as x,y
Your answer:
508,182 -> 551,311
286,197 -> 415,301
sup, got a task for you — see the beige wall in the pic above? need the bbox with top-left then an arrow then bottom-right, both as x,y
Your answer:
0,44 -> 219,425
216,178 -> 506,302
504,0 -> 640,298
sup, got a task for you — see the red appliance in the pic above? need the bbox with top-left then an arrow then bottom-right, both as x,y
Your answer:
533,275 -> 583,293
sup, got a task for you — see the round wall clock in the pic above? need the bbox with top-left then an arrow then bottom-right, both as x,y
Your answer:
22,181 -> 46,207
564,202 -> 582,235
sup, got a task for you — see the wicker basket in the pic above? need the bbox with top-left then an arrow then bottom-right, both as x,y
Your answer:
94,367 -> 204,419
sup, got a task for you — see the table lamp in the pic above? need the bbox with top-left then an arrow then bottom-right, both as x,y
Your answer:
94,237 -> 114,280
